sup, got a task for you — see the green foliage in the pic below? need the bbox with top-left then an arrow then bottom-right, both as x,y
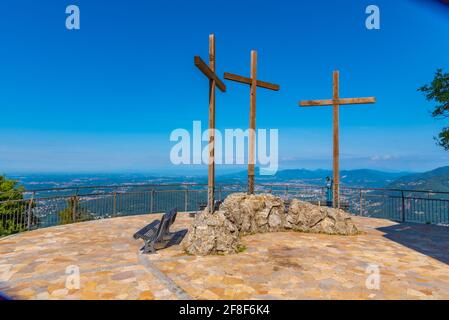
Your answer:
0,176 -> 24,202
0,176 -> 27,237
418,69 -> 449,150
58,197 -> 93,225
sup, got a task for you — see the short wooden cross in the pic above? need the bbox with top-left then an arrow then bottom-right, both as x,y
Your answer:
194,34 -> 226,213
299,71 -> 375,208
224,50 -> 280,194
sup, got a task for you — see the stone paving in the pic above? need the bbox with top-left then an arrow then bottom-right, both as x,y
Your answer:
1,213 -> 449,300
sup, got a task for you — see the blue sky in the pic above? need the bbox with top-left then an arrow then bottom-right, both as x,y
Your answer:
1,0 -> 449,174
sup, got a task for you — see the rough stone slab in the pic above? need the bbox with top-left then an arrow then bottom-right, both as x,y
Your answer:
1,213 -> 449,300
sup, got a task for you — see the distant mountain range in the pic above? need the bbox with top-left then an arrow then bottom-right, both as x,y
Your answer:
219,166 -> 449,191
8,166 -> 449,192
385,166 -> 449,192
218,168 -> 409,188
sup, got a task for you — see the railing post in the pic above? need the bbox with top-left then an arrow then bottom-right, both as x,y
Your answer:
322,187 -> 326,204
27,191 -> 35,231
218,185 -> 223,201
150,189 -> 155,214
71,196 -> 77,222
359,189 -> 363,216
184,186 -> 188,212
72,188 -> 79,223
113,192 -> 117,216
401,191 -> 406,223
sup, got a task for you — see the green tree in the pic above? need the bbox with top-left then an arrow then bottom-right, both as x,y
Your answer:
0,176 -> 27,236
418,69 -> 449,150
58,196 -> 92,225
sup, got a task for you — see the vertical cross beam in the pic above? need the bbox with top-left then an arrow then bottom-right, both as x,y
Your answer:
248,51 -> 257,194
223,51 -> 279,195
332,71 -> 340,208
208,35 -> 216,213
194,34 -> 226,214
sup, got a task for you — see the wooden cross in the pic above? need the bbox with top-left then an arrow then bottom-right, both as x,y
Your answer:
194,34 -> 226,213
224,50 -> 280,194
299,71 -> 375,208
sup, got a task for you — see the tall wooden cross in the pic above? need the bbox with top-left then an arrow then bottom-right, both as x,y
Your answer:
224,50 -> 280,194
194,34 -> 226,213
299,71 -> 375,208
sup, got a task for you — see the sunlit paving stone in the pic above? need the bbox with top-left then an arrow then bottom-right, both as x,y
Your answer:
0,213 -> 449,300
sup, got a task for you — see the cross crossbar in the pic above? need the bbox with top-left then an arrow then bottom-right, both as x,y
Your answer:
194,56 -> 226,92
223,72 -> 280,91
300,97 -> 376,107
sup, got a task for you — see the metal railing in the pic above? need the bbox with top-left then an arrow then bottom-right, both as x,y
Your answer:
1,183 -> 448,237
340,187 -> 449,225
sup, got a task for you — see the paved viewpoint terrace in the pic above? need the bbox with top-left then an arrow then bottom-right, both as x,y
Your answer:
1,213 -> 449,300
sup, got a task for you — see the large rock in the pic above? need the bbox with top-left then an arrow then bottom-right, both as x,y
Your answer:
182,193 -> 358,255
285,199 -> 358,235
220,193 -> 286,235
182,209 -> 240,255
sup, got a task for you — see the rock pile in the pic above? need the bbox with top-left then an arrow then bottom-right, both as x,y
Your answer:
182,193 -> 358,255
